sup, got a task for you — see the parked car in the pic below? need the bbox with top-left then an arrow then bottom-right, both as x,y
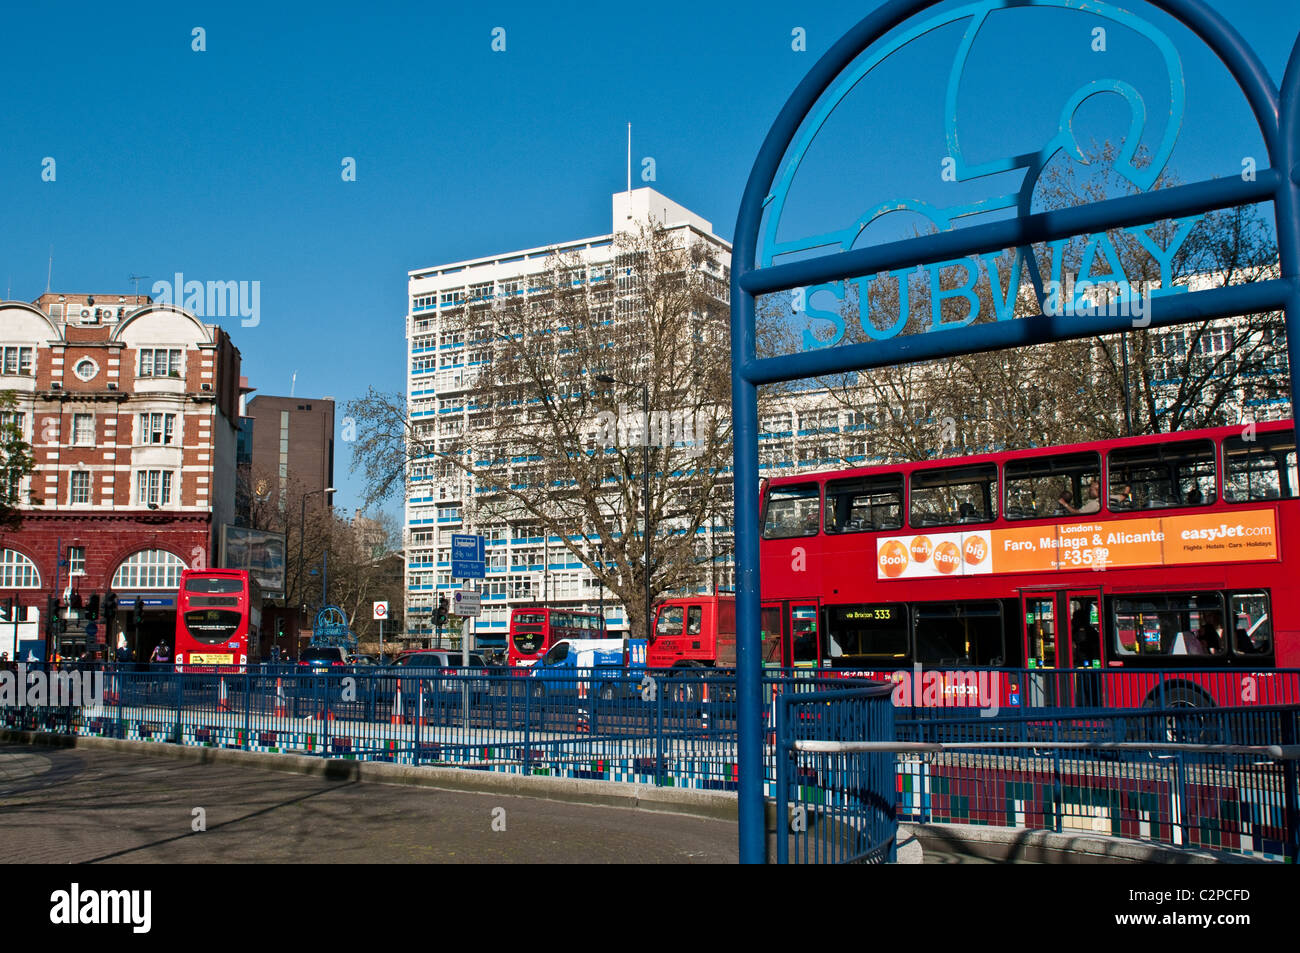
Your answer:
392,650 -> 493,703
300,646 -> 348,673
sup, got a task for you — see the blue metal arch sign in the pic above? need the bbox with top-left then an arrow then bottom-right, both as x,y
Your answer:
729,0 -> 1300,862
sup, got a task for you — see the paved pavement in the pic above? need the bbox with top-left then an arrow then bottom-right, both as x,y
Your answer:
0,744 -> 737,863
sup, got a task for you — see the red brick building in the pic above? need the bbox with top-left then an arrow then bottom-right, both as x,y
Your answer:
0,293 -> 241,659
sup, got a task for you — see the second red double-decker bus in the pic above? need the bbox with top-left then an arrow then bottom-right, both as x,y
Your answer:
174,569 -> 263,671
507,607 -> 605,667
759,421 -> 1299,708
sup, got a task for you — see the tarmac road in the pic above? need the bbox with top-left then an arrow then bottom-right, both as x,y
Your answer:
0,744 -> 737,863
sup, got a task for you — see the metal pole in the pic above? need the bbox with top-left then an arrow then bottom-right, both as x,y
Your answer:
1120,333 -> 1134,435
597,543 -> 604,633
642,382 -> 651,641
51,537 -> 61,662
298,494 -> 306,611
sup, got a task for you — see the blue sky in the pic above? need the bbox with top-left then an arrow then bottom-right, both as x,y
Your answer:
1,0 -> 1297,518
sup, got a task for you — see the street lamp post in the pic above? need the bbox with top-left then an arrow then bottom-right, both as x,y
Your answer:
596,542 -> 605,633
595,375 -> 652,641
298,486 -> 336,613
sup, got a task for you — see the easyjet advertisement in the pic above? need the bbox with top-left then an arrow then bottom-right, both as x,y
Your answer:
875,509 -> 1278,579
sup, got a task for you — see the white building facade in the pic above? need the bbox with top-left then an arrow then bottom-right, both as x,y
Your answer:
404,189 -> 738,646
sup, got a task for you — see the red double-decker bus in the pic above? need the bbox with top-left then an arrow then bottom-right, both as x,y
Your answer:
506,607 -> 605,667
759,421 -> 1299,708
174,569 -> 263,671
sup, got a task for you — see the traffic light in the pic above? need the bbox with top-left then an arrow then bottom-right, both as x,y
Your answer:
71,589 -> 83,611
104,591 -> 118,625
87,593 -> 100,621
133,597 -> 144,626
46,596 -> 57,640
276,617 -> 285,638
0,597 -> 11,621
434,596 -> 449,627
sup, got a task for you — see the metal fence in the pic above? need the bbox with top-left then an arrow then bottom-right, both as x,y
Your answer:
775,681 -> 898,864
2,663 -> 1296,863
894,705 -> 1300,863
1,665 -> 854,792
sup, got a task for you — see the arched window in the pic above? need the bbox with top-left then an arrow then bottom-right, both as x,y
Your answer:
112,549 -> 187,590
0,549 -> 41,588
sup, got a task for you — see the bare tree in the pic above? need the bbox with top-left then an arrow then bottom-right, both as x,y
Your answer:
757,144 -> 1289,462
347,221 -> 736,638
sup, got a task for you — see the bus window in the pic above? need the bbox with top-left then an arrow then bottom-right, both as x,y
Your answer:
1223,430 -> 1297,502
760,606 -> 782,664
763,483 -> 821,538
910,464 -> 998,528
912,601 -> 1004,665
823,604 -> 908,666
824,474 -> 903,533
1229,592 -> 1273,656
1110,592 -> 1224,658
1108,439 -> 1216,511
791,606 -> 819,664
1004,452 -> 1101,520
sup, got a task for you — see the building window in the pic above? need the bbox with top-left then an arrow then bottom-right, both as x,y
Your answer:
1,347 -> 34,376
139,413 -> 176,445
73,358 -> 99,382
138,349 -> 183,378
70,471 -> 91,505
0,411 -> 25,439
0,549 -> 41,588
67,546 -> 86,576
112,549 -> 186,589
73,414 -> 95,445
136,470 -> 173,506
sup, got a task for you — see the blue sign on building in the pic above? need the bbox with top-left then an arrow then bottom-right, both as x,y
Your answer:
450,534 -> 486,579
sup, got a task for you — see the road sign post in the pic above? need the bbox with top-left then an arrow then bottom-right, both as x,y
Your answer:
374,601 -> 388,660
450,534 -> 485,665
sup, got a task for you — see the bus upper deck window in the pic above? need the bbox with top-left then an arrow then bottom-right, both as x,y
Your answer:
824,474 -> 903,533
1108,439 -> 1216,512
763,483 -> 820,538
1224,430 -> 1297,503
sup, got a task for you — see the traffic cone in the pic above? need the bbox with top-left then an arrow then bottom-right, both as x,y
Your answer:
576,677 -> 590,733
218,677 -> 232,712
273,679 -> 287,718
391,686 -> 404,725
414,689 -> 427,727
701,678 -> 710,728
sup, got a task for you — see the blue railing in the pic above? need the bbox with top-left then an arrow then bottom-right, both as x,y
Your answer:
776,681 -> 897,864
2,663 -> 1296,862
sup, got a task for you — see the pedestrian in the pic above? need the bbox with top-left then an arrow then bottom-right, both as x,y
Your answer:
150,642 -> 170,666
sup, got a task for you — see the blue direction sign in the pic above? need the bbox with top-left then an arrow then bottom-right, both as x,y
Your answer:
450,534 -> 485,579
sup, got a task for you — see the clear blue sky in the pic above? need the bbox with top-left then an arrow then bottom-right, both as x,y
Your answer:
1,0 -> 1296,517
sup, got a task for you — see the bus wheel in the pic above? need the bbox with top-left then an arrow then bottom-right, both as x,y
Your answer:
1142,686 -> 1218,745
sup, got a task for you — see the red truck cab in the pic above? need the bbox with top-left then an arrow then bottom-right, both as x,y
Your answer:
648,594 -> 736,668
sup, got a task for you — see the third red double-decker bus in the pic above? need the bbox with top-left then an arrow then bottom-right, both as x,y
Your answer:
759,421 -> 1299,708
174,569 -> 262,671
507,606 -> 605,667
